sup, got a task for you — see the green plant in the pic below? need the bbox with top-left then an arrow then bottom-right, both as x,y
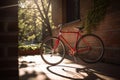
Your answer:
18,44 -> 40,51
84,0 -> 109,33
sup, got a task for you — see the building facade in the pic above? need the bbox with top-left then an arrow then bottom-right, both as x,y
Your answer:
52,0 -> 120,64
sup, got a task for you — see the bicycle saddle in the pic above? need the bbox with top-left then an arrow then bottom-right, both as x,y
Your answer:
76,26 -> 84,31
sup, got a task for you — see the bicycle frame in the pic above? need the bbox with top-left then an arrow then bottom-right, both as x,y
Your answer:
53,28 -> 91,55
41,27 -> 104,65
58,30 -> 81,55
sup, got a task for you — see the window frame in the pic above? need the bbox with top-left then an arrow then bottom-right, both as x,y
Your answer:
66,0 -> 80,23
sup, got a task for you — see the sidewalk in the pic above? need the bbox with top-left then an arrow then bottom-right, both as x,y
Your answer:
19,55 -> 120,80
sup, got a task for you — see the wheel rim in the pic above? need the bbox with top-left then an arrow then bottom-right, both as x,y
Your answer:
77,34 -> 104,63
41,37 -> 65,65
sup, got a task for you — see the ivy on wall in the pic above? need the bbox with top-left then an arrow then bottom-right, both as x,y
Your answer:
84,0 -> 110,33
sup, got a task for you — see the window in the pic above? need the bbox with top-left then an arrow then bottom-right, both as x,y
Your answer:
66,0 -> 80,23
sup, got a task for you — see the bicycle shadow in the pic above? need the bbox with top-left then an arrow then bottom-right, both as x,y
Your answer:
47,65 -> 104,80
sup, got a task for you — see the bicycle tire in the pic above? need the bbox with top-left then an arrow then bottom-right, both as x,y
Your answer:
77,34 -> 104,63
40,37 -> 66,65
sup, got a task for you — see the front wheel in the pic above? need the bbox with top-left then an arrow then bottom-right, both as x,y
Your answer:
77,34 -> 104,63
40,37 -> 66,66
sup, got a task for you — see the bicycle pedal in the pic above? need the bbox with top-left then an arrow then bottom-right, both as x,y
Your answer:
73,56 -> 77,63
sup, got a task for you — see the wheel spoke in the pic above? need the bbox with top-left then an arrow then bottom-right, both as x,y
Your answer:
77,34 -> 104,63
40,37 -> 66,65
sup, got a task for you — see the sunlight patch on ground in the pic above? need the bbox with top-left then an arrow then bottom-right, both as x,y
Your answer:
19,55 -> 86,80
18,55 -> 117,80
19,55 -> 75,66
18,55 -> 77,75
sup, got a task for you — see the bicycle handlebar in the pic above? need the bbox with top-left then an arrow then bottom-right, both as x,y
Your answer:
76,26 -> 84,31
58,24 -> 63,32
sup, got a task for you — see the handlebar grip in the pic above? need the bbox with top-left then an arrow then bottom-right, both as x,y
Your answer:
58,24 -> 63,27
58,24 -> 63,31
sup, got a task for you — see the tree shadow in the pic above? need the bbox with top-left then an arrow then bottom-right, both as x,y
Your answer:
47,65 -> 104,80
19,71 -> 37,80
19,71 -> 51,80
19,60 -> 36,68
19,56 -> 51,80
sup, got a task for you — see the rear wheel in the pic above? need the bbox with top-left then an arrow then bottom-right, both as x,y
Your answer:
77,34 -> 104,63
40,37 -> 66,65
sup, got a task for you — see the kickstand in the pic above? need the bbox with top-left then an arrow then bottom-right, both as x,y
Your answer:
73,56 -> 78,64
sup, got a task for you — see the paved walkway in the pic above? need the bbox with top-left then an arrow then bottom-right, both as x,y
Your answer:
19,55 -> 120,80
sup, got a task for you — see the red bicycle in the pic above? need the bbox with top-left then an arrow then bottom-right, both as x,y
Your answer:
40,24 -> 104,65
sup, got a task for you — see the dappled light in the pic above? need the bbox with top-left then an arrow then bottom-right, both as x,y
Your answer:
18,0 -> 120,80
18,0 -> 53,47
18,55 -> 118,80
19,55 -> 86,80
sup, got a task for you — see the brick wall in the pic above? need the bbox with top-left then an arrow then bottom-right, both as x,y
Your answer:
51,0 -> 63,26
52,0 -> 120,64
94,0 -> 120,64
0,0 -> 18,79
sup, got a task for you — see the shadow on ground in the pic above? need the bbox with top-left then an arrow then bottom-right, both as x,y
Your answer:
47,65 -> 104,80
65,54 -> 120,80
19,55 -> 120,80
19,56 -> 51,80
19,71 -> 50,80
